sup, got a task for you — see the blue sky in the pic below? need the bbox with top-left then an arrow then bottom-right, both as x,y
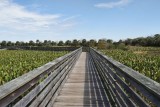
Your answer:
0,0 -> 159,42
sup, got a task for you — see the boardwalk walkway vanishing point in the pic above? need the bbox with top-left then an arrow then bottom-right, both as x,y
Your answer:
53,52 -> 110,107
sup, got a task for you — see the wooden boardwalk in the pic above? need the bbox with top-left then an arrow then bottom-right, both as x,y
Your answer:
0,48 -> 159,107
53,52 -> 110,107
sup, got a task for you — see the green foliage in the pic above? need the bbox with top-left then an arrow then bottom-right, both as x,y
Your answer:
97,39 -> 107,49
81,39 -> 88,47
58,41 -> 64,46
72,39 -> 79,47
65,40 -> 72,46
0,50 -> 68,85
101,47 -> 160,83
124,34 -> 160,47
89,39 -> 97,47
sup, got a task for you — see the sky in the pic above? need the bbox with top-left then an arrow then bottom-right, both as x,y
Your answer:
0,0 -> 160,42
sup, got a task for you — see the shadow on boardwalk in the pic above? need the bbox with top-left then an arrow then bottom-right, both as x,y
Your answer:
52,52 -> 111,107
83,53 -> 110,107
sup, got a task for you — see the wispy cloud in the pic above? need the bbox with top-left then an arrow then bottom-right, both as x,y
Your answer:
95,0 -> 131,9
0,0 -> 76,38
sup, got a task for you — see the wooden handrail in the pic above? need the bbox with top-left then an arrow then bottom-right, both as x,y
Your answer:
90,48 -> 160,107
0,47 -> 82,107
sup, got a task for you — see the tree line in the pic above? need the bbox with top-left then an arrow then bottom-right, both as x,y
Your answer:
123,34 -> 160,47
0,39 -> 97,47
0,34 -> 160,49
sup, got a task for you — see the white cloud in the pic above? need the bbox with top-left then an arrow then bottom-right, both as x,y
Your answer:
95,0 -> 131,9
0,0 -> 76,36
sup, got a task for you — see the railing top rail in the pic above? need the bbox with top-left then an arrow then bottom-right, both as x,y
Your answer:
0,47 -> 82,100
90,48 -> 160,99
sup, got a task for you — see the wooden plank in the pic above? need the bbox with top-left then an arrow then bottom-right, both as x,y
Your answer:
90,48 -> 160,106
0,48 -> 81,107
47,54 -> 79,107
39,53 -> 78,107
92,49 -> 149,107
29,55 -> 76,107
92,57 -> 119,107
100,60 -> 137,106
53,103 -> 109,107
14,67 -> 62,107
47,55 -> 79,107
55,96 -> 110,106
52,52 -> 110,107
95,55 -> 132,107
63,83 -> 104,89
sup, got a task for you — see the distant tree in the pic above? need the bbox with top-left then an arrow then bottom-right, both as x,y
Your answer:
146,36 -> 154,46
47,40 -> 52,46
97,39 -> 107,49
51,41 -> 57,46
6,41 -> 13,46
122,34 -> 160,47
36,39 -> 40,46
81,39 -> 87,47
36,39 -> 40,44
65,40 -> 71,46
106,39 -> 113,44
72,39 -> 79,47
29,40 -> 35,46
124,38 -> 132,45
106,39 -> 114,49
139,38 -> 147,46
15,41 -> 21,46
20,41 -> 26,46
154,34 -> 160,46
43,40 -> 48,46
118,39 -> 123,44
58,41 -> 64,46
38,42 -> 43,46
1,40 -> 7,46
89,39 -> 97,47
24,42 -> 29,46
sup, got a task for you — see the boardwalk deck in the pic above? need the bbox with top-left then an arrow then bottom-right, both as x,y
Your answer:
53,52 -> 110,107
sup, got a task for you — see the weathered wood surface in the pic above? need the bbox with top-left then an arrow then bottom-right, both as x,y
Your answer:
90,48 -> 160,107
53,52 -> 110,107
0,48 -> 82,107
